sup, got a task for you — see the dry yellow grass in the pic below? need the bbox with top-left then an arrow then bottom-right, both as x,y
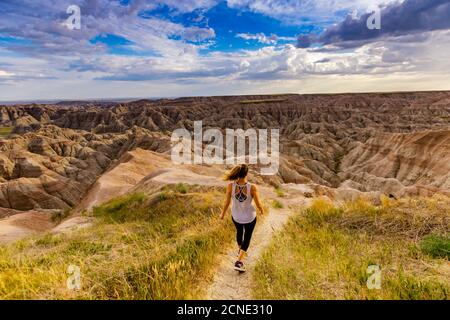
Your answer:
0,185 -> 234,300
253,196 -> 450,300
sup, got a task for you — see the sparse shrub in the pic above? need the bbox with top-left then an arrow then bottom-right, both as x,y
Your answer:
175,183 -> 189,194
159,191 -> 170,202
380,194 -> 395,208
271,200 -> 284,209
51,209 -> 71,223
274,186 -> 285,198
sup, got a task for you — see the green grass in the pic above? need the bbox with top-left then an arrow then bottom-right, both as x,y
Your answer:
174,183 -> 189,194
253,196 -> 450,300
271,199 -> 284,209
420,234 -> 450,260
274,186 -> 285,198
0,127 -> 13,137
0,185 -> 234,300
51,209 -> 72,224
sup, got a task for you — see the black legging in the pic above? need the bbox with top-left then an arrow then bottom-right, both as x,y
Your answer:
232,217 -> 257,252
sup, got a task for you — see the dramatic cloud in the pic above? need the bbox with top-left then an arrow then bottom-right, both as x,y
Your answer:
70,29 -> 449,84
299,0 -> 450,47
227,0 -> 399,24
0,0 -> 449,100
0,0 -> 217,58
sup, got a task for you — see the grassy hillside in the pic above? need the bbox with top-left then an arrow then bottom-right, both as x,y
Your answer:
0,184 -> 234,299
253,196 -> 450,300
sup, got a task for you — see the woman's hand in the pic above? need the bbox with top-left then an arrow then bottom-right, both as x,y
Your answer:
219,211 -> 226,220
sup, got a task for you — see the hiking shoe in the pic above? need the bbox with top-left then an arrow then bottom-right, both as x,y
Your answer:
234,261 -> 246,272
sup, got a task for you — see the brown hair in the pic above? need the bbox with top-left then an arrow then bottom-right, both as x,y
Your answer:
223,164 -> 249,181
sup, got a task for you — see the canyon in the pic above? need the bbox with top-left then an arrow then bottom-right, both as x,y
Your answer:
0,91 -> 449,241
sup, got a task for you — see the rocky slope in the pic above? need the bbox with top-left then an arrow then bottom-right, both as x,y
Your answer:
340,130 -> 450,197
0,125 -> 169,211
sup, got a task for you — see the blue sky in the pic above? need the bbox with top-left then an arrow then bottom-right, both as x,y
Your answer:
0,0 -> 449,101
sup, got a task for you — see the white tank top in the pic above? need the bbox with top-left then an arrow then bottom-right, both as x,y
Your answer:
231,182 -> 256,224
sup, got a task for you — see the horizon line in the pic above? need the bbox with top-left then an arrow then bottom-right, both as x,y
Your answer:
1,89 -> 450,105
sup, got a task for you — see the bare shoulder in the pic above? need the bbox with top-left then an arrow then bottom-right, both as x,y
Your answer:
251,184 -> 259,193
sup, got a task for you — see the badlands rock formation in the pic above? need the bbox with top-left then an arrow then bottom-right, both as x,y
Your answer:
0,125 -> 169,211
0,91 -> 449,217
341,130 -> 450,197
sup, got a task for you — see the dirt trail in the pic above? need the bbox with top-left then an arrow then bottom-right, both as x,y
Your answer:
206,189 -> 309,300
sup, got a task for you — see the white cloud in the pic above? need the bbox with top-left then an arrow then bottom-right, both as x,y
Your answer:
227,0 -> 400,24
236,33 -> 296,45
0,70 -> 14,77
4,28 -> 448,85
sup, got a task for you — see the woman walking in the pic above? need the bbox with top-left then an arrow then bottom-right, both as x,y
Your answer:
220,164 -> 265,272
